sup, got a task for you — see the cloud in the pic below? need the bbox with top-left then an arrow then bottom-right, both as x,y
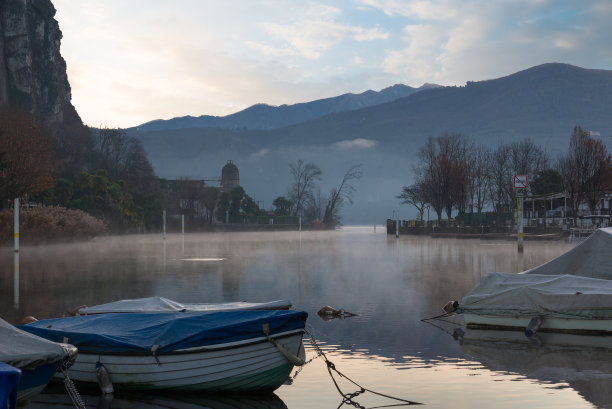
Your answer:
332,138 -> 378,149
54,1 -> 612,128
248,3 -> 389,60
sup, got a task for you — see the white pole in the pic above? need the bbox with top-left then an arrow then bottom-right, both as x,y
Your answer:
299,216 -> 302,232
163,210 -> 166,240
14,251 -> 19,309
14,198 -> 19,253
181,214 -> 185,235
226,210 -> 229,224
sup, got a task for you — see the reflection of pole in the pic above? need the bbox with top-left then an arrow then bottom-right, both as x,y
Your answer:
14,198 -> 19,253
299,216 -> 302,232
517,193 -> 524,253
394,209 -> 399,238
163,238 -> 167,273
226,210 -> 229,224
14,198 -> 19,309
181,214 -> 185,235
162,210 -> 166,240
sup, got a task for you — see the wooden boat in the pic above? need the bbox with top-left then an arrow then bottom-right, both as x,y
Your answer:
459,228 -> 612,335
18,310 -> 307,393
73,297 -> 292,315
0,318 -> 77,403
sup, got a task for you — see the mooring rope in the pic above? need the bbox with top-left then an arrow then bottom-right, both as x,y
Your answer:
420,311 -> 456,322
305,328 -> 422,407
262,323 -> 305,366
61,366 -> 87,409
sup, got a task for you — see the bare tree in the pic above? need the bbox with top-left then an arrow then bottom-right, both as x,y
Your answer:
288,159 -> 322,217
559,126 -> 612,221
468,145 -> 490,219
509,139 -> 548,177
397,184 -> 426,220
487,144 -> 513,226
323,164 -> 363,227
414,132 -> 472,222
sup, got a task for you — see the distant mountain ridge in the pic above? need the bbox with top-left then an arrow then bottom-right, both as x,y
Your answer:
136,83 -> 440,132
133,62 -> 612,224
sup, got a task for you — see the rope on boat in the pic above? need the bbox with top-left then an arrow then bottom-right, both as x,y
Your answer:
304,328 -> 423,407
262,323 -> 305,366
420,311 -> 456,322
61,365 -> 87,409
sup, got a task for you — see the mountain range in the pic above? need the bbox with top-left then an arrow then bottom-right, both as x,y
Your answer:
131,63 -> 612,224
137,83 -> 440,132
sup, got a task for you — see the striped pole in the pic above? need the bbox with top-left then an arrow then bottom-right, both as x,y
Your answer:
14,251 -> 19,308
14,198 -> 19,252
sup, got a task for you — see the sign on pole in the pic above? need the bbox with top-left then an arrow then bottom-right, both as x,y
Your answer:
513,174 -> 528,190
513,175 -> 528,189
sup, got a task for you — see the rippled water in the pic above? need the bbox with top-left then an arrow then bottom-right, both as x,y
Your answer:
2,227 -> 610,409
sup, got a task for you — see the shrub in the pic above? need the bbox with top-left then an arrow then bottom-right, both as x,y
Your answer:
0,206 -> 106,245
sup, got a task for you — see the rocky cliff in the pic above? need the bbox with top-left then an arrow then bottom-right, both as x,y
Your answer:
0,0 -> 74,127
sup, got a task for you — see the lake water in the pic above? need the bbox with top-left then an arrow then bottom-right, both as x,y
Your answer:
2,227 -> 611,409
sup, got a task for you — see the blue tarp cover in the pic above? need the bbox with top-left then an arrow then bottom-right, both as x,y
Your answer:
18,310 -> 307,355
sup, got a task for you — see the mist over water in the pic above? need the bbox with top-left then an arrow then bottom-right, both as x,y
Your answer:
2,228 -> 610,409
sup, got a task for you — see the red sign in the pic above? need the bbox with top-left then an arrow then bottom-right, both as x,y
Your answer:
513,175 -> 528,189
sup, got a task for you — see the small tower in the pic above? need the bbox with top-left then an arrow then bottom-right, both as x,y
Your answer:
221,160 -> 240,190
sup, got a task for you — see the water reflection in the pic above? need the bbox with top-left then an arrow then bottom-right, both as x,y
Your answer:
25,387 -> 288,409
2,228 -> 607,408
460,330 -> 612,409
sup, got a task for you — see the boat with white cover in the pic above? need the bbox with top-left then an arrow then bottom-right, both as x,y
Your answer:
0,318 -> 76,402
18,310 -> 307,392
460,227 -> 612,334
74,297 -> 291,315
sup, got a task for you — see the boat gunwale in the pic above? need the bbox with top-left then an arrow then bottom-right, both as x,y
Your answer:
72,329 -> 305,356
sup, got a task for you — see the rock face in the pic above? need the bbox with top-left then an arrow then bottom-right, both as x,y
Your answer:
0,0 -> 73,127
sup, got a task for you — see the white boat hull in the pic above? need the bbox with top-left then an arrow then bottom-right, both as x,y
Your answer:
54,330 -> 304,392
463,313 -> 612,334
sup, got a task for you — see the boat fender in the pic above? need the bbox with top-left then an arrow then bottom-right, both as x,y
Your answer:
442,301 -> 459,313
452,328 -> 465,340
95,362 -> 114,395
150,345 -> 161,365
262,323 -> 305,366
525,316 -> 544,337
68,305 -> 88,316
20,315 -> 37,324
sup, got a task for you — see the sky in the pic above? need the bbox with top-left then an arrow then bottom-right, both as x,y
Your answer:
53,0 -> 612,129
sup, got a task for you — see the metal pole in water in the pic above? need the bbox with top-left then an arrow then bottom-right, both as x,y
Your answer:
517,193 -> 524,253
181,214 -> 185,235
14,251 -> 19,309
163,210 -> 166,240
14,198 -> 19,252
14,198 -> 19,309
299,216 -> 302,232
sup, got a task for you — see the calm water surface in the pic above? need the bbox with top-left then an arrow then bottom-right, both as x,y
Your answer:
2,227 -> 610,409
